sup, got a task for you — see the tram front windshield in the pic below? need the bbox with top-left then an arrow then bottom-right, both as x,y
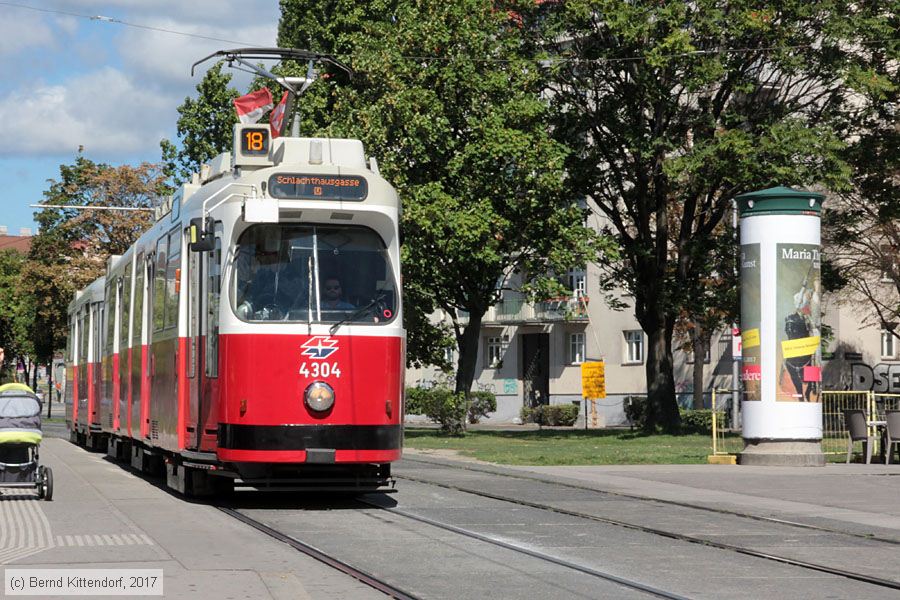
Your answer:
233,224 -> 397,324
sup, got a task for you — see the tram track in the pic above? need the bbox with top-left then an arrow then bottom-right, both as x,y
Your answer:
397,458 -> 900,592
402,455 -> 900,546
222,501 -> 691,600
357,498 -> 691,600
218,506 -> 420,600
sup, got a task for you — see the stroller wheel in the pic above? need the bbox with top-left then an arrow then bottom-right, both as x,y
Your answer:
42,467 -> 53,501
36,466 -> 45,499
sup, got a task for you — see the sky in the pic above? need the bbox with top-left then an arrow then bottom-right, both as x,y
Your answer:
0,0 -> 282,235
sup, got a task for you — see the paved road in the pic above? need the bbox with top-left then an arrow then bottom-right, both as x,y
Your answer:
7,435 -> 900,599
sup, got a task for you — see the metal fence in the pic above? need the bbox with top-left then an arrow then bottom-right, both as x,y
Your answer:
710,390 -> 900,460
710,389 -> 743,456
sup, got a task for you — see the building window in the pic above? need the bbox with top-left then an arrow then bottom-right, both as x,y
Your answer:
443,345 -> 455,366
567,268 -> 586,297
485,335 -> 508,368
686,339 -> 711,364
882,330 -> 895,359
624,330 -> 643,364
569,332 -> 585,364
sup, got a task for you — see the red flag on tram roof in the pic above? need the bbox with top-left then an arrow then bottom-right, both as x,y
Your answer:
233,87 -> 274,124
270,91 -> 289,138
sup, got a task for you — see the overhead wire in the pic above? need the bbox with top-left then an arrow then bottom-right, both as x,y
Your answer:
0,1 -> 895,67
0,1 -> 258,46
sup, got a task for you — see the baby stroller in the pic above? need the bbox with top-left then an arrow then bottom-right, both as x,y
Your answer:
0,383 -> 53,500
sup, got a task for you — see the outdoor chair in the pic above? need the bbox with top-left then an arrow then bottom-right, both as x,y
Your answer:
884,410 -> 900,465
844,409 -> 874,464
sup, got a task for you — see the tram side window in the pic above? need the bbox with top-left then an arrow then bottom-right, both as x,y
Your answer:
105,281 -> 116,356
132,257 -> 144,347
165,228 -> 181,330
120,264 -> 132,350
66,318 -> 73,363
94,305 -> 103,363
79,311 -> 88,365
206,236 -> 221,378
153,236 -> 167,332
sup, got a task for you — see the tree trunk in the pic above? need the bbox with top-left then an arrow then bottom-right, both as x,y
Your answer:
454,311 -> 484,431
691,324 -> 706,410
455,311 -> 483,396
644,321 -> 681,433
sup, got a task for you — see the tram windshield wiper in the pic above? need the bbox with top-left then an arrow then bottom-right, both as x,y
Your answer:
328,295 -> 385,336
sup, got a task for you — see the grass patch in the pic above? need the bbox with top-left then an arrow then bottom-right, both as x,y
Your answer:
404,427 -> 738,465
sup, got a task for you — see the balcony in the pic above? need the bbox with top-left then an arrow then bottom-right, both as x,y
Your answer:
456,296 -> 589,325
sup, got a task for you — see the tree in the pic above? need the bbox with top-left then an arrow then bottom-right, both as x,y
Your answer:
278,0 -> 605,396
544,1 -> 890,431
160,62 -> 240,185
24,155 -> 162,367
823,11 -> 899,341
0,250 -> 30,381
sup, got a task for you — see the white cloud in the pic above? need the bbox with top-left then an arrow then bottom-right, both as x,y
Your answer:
0,11 -> 56,56
0,67 -> 174,156
0,2 -> 282,159
115,20 -> 278,91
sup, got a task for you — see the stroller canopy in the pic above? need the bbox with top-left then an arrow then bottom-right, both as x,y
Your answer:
0,385 -> 42,445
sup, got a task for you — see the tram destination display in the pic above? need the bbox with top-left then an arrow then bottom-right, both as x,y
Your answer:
269,173 -> 368,201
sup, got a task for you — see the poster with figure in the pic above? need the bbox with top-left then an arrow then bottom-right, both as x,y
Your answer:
776,243 -> 821,402
740,244 -> 761,400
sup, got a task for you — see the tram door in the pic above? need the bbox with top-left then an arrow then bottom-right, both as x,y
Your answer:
129,255 -> 144,438
189,225 -> 221,451
187,243 -> 201,449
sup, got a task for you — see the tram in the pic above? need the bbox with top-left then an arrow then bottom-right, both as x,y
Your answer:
65,49 -> 404,495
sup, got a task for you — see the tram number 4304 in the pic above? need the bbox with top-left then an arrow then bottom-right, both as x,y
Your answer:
299,362 -> 342,378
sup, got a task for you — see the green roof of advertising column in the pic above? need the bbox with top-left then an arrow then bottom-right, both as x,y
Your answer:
736,186 -> 825,217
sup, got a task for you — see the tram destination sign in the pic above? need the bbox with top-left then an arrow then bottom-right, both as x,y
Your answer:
268,173 -> 368,201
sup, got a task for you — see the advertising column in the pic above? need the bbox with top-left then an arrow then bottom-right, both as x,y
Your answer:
738,186 -> 825,466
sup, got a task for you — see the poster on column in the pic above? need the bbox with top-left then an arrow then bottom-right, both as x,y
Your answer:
776,243 -> 821,402
740,244 -> 761,400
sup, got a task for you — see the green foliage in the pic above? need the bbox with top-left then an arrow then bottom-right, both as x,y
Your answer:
26,154 -> 162,362
543,0 -> 894,432
160,63 -> 239,185
0,250 -> 30,373
521,404 -> 580,427
679,409 -> 724,434
405,386 -> 466,434
277,0 -> 605,393
467,390 -> 497,424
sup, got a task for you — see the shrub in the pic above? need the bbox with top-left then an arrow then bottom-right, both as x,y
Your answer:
519,404 -> 580,426
405,386 -> 429,415
548,404 -> 580,426
467,390 -> 497,424
624,395 -> 648,430
520,406 -> 536,424
679,409 -> 725,434
405,386 -> 466,434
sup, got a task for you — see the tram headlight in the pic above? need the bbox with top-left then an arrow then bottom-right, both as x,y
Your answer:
305,382 -> 335,412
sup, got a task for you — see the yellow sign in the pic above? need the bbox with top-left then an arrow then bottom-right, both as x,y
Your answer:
742,328 -> 760,349
581,361 -> 606,399
782,336 -> 820,359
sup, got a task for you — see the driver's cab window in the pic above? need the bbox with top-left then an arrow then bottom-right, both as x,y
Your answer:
232,224 -> 396,324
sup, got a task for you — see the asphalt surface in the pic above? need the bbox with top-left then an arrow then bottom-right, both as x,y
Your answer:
15,425 -> 900,599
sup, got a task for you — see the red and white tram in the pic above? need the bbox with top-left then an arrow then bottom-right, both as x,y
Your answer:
66,117 -> 404,495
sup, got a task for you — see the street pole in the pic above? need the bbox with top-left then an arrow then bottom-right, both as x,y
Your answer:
732,200 -> 741,430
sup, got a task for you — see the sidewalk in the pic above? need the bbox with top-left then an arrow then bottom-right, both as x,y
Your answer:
0,438 -> 384,599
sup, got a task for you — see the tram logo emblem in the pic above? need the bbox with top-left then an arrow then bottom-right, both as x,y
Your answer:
301,336 -> 339,360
